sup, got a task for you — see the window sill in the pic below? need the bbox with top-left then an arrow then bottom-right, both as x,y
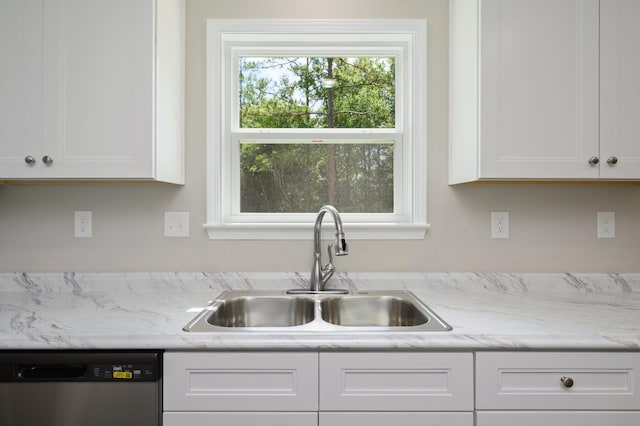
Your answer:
203,222 -> 430,240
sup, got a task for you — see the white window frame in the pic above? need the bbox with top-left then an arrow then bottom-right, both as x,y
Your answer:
205,19 -> 428,240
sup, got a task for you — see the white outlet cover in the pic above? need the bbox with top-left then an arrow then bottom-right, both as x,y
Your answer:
597,211 -> 615,239
74,211 -> 92,238
491,211 -> 509,239
164,212 -> 190,237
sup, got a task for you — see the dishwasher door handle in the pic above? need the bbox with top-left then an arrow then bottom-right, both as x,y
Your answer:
17,364 -> 87,380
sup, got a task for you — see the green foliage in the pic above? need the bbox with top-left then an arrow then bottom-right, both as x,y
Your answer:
331,57 -> 395,128
239,57 -> 395,213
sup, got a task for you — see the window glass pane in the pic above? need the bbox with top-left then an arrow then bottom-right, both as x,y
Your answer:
240,141 -> 394,213
239,57 -> 395,129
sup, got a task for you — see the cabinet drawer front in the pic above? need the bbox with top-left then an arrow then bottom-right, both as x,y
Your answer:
163,352 -> 318,411
476,352 -> 640,409
477,411 -> 640,426
319,352 -> 473,411
320,412 -> 473,426
164,412 -> 317,426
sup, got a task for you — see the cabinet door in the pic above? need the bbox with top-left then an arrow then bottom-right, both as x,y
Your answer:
164,412 -> 318,426
0,0 -> 44,178
479,0 -> 599,179
477,411 -> 640,426
163,352 -> 318,412
42,0 -> 154,178
319,352 -> 473,411
600,0 -> 640,179
320,412 -> 473,426
476,352 -> 640,410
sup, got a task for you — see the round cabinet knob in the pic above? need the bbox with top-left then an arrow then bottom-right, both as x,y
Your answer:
560,376 -> 574,388
42,155 -> 53,165
588,156 -> 600,165
607,156 -> 618,165
24,155 -> 36,165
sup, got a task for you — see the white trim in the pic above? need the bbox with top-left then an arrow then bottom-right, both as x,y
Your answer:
204,222 -> 430,240
205,19 -> 428,240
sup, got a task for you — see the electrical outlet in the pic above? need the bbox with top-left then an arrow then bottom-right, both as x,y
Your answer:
491,211 -> 509,239
597,211 -> 615,239
74,211 -> 92,238
164,212 -> 190,237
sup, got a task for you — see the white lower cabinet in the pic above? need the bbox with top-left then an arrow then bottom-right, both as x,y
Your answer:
477,411 -> 640,426
320,412 -> 473,426
163,412 -> 318,426
320,352 -> 473,411
164,350 -> 640,425
163,351 -> 474,426
476,352 -> 640,425
163,352 -> 318,412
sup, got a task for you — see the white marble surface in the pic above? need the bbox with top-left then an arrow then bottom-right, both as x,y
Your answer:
0,272 -> 639,350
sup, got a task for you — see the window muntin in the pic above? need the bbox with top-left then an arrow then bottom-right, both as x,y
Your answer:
206,20 -> 427,239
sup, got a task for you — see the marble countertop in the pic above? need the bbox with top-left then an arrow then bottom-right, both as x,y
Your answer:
1,272 -> 639,351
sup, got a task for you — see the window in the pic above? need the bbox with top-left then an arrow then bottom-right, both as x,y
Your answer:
205,20 -> 428,239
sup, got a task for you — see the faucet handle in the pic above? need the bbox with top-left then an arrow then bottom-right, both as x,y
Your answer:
326,243 -> 335,268
321,244 -> 336,284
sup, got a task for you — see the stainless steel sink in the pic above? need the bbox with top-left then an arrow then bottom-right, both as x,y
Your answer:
206,295 -> 315,327
183,290 -> 451,332
320,295 -> 429,327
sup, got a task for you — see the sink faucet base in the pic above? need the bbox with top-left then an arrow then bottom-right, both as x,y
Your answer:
286,288 -> 349,295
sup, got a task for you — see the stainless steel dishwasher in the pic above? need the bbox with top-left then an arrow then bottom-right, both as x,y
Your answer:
0,351 -> 161,426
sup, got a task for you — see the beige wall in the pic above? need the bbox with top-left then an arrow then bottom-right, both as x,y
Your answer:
1,0 -> 640,273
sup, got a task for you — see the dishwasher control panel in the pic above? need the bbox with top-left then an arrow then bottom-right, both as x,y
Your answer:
0,351 -> 160,382
92,363 -> 157,381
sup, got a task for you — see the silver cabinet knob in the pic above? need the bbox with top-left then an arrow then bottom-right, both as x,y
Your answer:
42,155 -> 53,165
24,155 -> 36,165
560,376 -> 574,388
607,156 -> 618,165
588,156 -> 600,165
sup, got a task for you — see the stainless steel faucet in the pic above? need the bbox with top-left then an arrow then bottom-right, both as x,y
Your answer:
287,205 -> 349,294
309,205 -> 348,292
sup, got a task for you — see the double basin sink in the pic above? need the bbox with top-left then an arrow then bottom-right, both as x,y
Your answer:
183,290 -> 452,332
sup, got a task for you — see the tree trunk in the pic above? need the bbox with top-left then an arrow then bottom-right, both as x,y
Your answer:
327,58 -> 337,206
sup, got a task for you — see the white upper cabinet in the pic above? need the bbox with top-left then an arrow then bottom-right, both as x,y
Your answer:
450,0 -> 639,183
0,0 -> 184,183
0,1 -> 44,178
600,0 -> 640,179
